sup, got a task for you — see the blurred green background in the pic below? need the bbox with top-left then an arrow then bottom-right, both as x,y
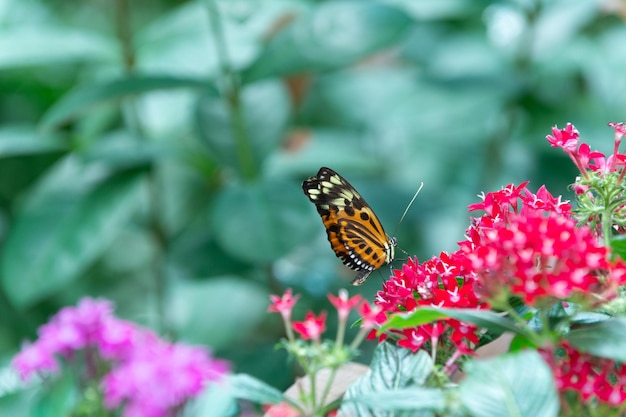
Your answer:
0,0 -> 625,407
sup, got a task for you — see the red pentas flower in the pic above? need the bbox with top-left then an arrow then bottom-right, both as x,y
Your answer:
466,210 -> 625,306
541,341 -> 626,406
357,300 -> 382,331
268,289 -> 300,322
292,311 -> 327,341
374,252 -> 486,354
546,122 -> 579,152
328,290 -> 361,322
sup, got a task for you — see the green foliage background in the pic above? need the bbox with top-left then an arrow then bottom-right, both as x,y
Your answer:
0,0 -> 625,409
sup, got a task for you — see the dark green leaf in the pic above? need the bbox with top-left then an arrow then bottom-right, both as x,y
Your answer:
1,158 -> 146,307
40,75 -> 216,131
242,1 -> 412,82
610,234 -> 626,261
211,179 -> 315,264
225,374 -> 285,405
381,308 -> 530,338
566,317 -> 626,362
195,80 -> 290,171
340,342 -> 442,417
459,350 -> 559,417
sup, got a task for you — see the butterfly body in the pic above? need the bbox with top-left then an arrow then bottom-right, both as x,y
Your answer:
302,167 -> 396,285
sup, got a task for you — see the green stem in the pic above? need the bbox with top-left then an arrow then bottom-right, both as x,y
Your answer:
506,303 -> 544,347
113,0 -> 167,333
205,0 -> 258,181
335,316 -> 346,349
317,366 -> 337,412
602,204 -> 612,252
308,367 -> 318,412
348,327 -> 370,350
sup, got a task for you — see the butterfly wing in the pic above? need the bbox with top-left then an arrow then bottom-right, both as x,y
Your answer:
302,167 -> 395,285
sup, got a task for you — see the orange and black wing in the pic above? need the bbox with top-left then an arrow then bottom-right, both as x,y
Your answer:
302,167 -> 396,285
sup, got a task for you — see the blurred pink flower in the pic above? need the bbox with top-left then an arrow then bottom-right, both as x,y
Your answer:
292,311 -> 326,341
268,289 -> 300,322
328,289 -> 361,322
102,341 -> 229,417
12,297 -> 230,417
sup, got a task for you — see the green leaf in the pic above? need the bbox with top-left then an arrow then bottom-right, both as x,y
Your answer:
610,234 -> 626,261
381,308 -> 530,338
40,75 -> 216,131
345,388 -> 444,414
1,157 -> 146,307
340,342 -> 443,417
0,125 -> 67,157
0,27 -> 115,69
459,350 -> 559,417
225,374 -> 285,405
566,317 -> 626,362
242,1 -> 412,82
167,278 -> 269,350
210,179 -> 316,264
195,79 -> 290,171
31,372 -> 79,417
184,383 -> 236,417
80,130 -> 173,170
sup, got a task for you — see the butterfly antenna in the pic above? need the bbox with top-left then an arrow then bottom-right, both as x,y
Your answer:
391,182 -> 424,238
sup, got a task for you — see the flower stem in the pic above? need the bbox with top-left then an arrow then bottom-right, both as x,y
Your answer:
602,204 -> 613,252
318,366 -> 337,410
205,0 -> 258,181
113,0 -> 167,333
348,327 -> 369,350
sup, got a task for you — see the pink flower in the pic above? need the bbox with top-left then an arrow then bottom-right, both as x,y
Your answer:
12,341 -> 59,380
292,311 -> 327,341
328,290 -> 361,322
546,123 -> 579,152
98,318 -> 148,361
357,301 -> 381,331
102,340 -> 229,417
268,289 -> 300,322
609,122 -> 626,137
11,297 -> 230,417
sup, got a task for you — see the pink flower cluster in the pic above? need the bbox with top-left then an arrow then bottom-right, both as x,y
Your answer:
541,341 -> 626,406
12,298 -> 229,417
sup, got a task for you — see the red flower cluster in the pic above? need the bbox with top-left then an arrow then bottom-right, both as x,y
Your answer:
547,122 -> 626,181
467,211 -> 612,305
541,341 -> 626,406
374,253 -> 486,354
463,182 -> 626,306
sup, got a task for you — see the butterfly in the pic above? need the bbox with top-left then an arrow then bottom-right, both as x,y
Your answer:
302,167 -> 396,285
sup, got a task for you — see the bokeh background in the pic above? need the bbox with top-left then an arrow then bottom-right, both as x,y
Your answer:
1,0 -> 625,410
